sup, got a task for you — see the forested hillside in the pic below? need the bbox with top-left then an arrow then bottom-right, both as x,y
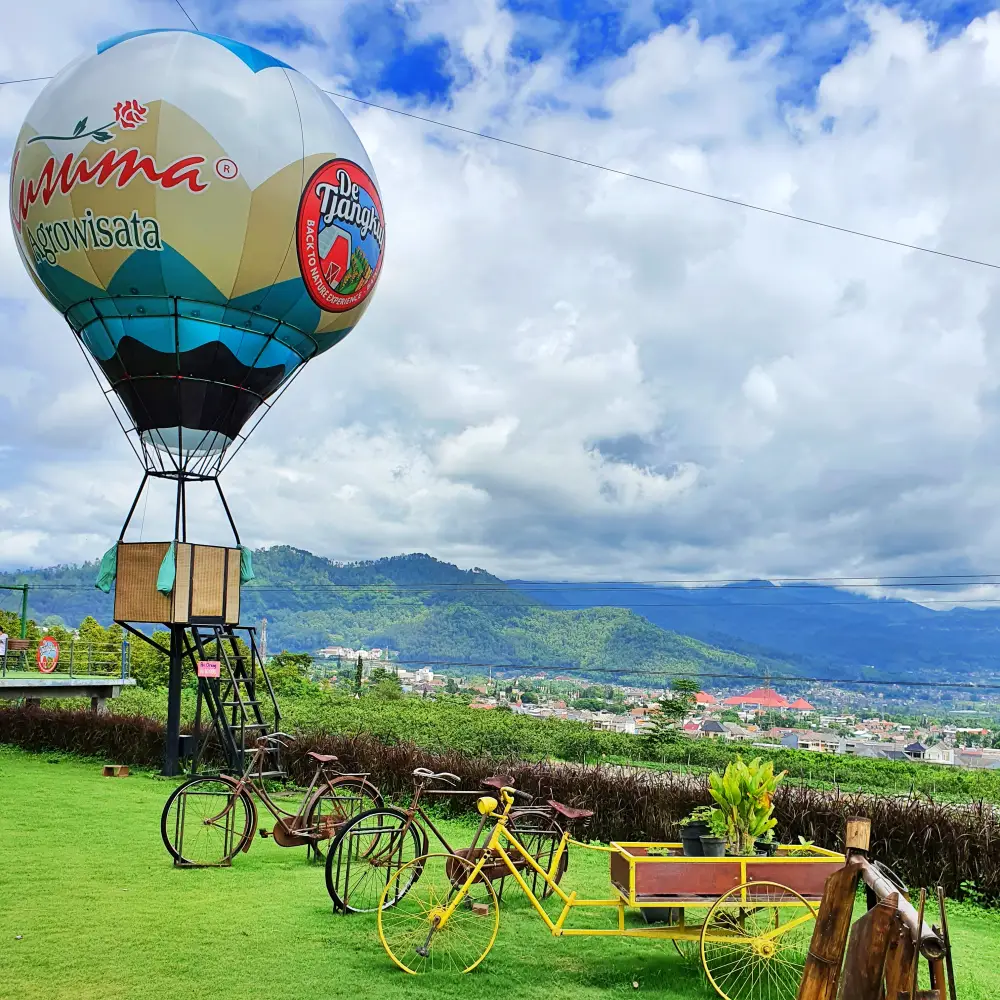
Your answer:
0,547 -> 775,681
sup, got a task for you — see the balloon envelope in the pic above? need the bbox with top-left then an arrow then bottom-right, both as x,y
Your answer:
9,30 -> 385,467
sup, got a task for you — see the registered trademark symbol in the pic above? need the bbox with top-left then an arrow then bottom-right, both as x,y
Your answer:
214,158 -> 238,180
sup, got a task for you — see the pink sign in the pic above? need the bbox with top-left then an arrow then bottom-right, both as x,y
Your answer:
197,660 -> 221,679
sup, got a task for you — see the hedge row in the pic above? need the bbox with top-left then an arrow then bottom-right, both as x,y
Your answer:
2,706 -> 997,903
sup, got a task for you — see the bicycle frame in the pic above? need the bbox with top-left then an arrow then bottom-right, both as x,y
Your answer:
431,790 -> 815,945
208,744 -> 370,833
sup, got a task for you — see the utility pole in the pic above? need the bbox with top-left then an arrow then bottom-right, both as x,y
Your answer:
0,584 -> 29,638
259,616 -> 268,663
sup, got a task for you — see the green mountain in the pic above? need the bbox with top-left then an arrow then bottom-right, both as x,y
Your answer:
0,547 -> 767,682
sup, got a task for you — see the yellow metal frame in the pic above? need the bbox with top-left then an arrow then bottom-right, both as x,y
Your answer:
609,840 -> 842,910
422,789 -> 843,942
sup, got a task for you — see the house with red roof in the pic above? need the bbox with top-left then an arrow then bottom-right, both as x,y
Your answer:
695,691 -> 717,706
789,697 -> 815,713
722,687 -> 790,710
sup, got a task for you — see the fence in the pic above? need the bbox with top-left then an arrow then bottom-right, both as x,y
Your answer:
1,638 -> 129,680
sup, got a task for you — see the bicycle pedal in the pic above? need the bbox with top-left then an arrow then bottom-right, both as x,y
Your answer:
258,828 -> 270,838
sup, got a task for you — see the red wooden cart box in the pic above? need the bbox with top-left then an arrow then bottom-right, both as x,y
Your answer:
609,842 -> 845,905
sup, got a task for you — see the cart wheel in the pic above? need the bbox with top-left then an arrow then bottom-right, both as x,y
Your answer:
700,880 -> 816,1000
306,777 -> 382,861
161,777 -> 253,866
326,807 -> 425,913
378,853 -> 499,975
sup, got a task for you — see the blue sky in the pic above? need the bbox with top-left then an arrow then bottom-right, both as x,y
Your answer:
7,0 -> 1000,586
216,0 -> 999,107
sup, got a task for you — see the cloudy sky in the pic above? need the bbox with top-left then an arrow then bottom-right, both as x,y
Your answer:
4,0 -> 1000,585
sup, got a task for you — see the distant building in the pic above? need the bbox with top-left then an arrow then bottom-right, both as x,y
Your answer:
695,691 -> 717,707
723,687 -> 790,711
788,697 -> 815,713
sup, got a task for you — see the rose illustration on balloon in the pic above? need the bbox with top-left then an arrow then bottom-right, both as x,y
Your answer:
27,99 -> 149,145
114,99 -> 148,130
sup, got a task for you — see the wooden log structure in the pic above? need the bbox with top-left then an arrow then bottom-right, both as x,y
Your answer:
796,818 -> 950,1000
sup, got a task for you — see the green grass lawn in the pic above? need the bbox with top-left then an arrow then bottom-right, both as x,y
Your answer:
1,747 -> 998,1000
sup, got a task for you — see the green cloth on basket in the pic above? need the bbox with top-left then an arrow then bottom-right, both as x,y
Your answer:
157,542 -> 176,595
94,544 -> 118,593
240,546 -> 255,584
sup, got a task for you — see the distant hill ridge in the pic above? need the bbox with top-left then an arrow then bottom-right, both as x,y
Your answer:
4,547 -> 996,685
0,547 -> 775,683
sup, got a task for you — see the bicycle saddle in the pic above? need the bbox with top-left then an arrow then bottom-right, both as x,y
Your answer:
412,767 -> 460,786
482,775 -> 514,791
307,752 -> 338,763
547,800 -> 594,821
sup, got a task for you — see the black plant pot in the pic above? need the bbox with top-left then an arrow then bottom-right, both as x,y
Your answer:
681,821 -> 710,856
755,839 -> 778,857
700,835 -> 726,858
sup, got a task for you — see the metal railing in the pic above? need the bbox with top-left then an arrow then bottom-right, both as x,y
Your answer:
0,638 -> 129,680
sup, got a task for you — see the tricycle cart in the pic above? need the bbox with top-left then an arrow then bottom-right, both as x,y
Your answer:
375,787 -> 845,1000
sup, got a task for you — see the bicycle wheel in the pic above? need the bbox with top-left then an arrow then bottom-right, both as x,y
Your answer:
161,777 -> 254,866
508,811 -> 566,898
326,807 -> 425,913
306,777 -> 383,860
378,853 -> 499,975
700,881 -> 816,1000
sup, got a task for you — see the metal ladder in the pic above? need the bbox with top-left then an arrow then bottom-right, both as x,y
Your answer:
187,624 -> 283,777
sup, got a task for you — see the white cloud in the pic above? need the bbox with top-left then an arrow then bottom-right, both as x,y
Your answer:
5,3 -> 1000,588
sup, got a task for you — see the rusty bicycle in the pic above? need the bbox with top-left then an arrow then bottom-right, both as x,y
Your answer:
161,733 -> 382,866
325,768 -> 585,912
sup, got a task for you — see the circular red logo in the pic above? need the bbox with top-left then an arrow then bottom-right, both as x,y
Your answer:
296,158 -> 385,314
37,636 -> 60,673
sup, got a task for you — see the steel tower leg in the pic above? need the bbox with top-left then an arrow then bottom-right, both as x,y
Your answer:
162,624 -> 185,776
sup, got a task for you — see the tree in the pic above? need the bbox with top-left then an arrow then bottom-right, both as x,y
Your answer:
367,666 -> 402,700
267,650 -> 313,695
520,691 -> 538,704
354,655 -> 363,695
128,630 -> 172,688
445,677 -> 459,695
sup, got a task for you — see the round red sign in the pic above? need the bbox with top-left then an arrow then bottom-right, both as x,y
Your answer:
296,158 -> 385,314
37,636 -> 60,673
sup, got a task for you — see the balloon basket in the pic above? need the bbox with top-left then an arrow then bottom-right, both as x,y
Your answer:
114,541 -> 241,626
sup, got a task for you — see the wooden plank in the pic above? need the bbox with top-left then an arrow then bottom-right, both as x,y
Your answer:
883,912 -> 916,1000
796,855 -> 864,1000
114,542 -> 171,623
845,817 -> 871,854
838,892 -> 898,1000
748,860 -> 842,899
191,546 -> 226,619
633,859 -> 742,898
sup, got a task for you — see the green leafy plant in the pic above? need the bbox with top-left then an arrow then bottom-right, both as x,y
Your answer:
680,804 -> 714,827
788,835 -> 815,857
708,756 -> 787,856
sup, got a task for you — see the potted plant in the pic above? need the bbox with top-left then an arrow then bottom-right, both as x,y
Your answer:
755,830 -> 778,857
679,805 -> 714,857
707,756 -> 786,856
699,808 -> 728,857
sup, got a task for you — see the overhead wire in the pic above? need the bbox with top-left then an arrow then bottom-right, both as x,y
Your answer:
1,61 -> 999,271
324,658 -> 1000,691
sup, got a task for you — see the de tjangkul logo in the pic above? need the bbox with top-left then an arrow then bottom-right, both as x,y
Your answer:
296,158 -> 385,314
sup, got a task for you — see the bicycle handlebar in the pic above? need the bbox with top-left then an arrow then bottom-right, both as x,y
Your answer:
412,767 -> 460,786
510,787 -> 533,804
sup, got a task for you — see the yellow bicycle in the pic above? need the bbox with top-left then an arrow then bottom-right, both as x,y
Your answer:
376,786 -> 844,1000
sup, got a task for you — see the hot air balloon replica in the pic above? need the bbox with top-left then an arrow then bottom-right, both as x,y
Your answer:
10,29 -> 386,773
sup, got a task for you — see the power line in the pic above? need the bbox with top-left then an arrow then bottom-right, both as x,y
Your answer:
320,88 -> 1000,274
172,0 -> 199,31
0,75 -> 55,86
374,659 -> 1000,691
0,62 -> 997,272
